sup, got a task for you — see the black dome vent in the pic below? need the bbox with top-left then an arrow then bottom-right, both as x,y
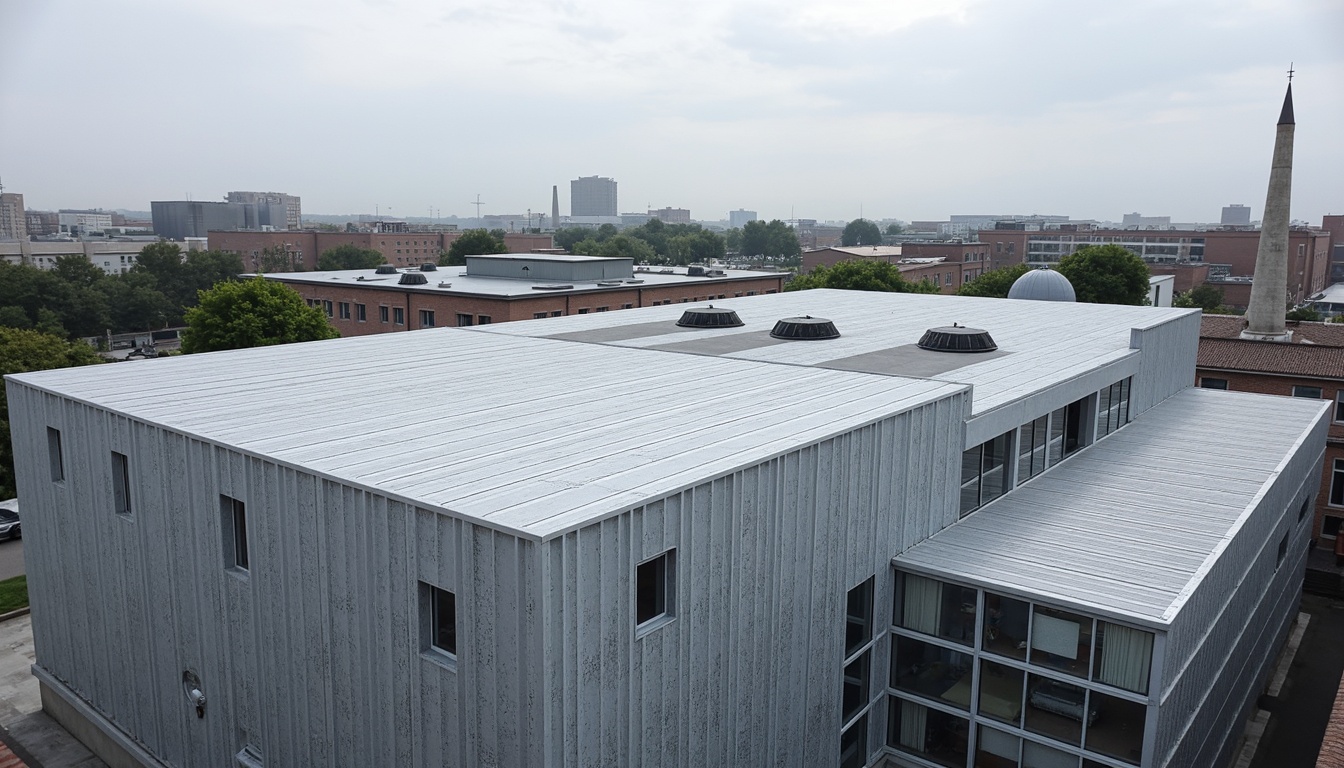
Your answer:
770,315 -> 840,340
677,305 -> 744,328
419,263 -> 438,272
375,265 -> 399,275
917,324 -> 997,353
398,272 -> 428,285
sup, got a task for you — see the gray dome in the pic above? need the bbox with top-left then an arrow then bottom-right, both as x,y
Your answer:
1008,268 -> 1076,302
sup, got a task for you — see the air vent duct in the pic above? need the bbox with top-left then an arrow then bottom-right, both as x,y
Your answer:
398,272 -> 429,285
375,265 -> 398,275
419,263 -> 438,272
770,316 -> 840,340
917,324 -> 997,353
676,305 -> 744,328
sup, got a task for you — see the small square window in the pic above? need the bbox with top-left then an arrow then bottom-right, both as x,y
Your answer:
322,300 -> 333,318
356,303 -> 367,322
457,313 -> 473,327
338,302 -> 351,320
420,582 -> 457,660
112,451 -> 131,516
393,307 -> 405,326
420,309 -> 435,328
1200,378 -> 1228,390
1276,531 -> 1289,570
379,306 -> 389,323
477,315 -> 491,325
221,495 -> 248,571
533,312 -> 547,319
636,550 -> 675,630
578,308 -> 589,314
47,427 -> 64,482
1293,386 -> 1322,399
550,311 -> 562,317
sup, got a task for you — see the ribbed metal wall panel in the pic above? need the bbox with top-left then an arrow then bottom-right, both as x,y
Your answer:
7,381 -> 542,768
540,394 -> 967,766
1150,411 -> 1327,765
1128,311 -> 1200,415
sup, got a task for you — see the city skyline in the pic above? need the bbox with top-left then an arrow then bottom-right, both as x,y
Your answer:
1,1 -> 1341,223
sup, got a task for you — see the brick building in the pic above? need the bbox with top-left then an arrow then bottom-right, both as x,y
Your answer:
800,243 -> 992,294
210,230 -> 554,271
978,227 -> 1332,304
260,254 -> 786,336
1197,315 -> 1344,557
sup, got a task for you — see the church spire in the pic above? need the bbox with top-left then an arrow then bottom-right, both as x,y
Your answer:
1241,78 -> 1297,341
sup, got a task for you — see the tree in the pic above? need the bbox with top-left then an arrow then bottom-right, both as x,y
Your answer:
958,264 -> 1031,298
1172,284 -> 1227,313
741,220 -> 801,263
554,228 -> 589,252
785,259 -> 942,294
318,244 -> 385,271
572,234 -> 657,262
255,246 -> 302,274
1055,244 -> 1150,306
132,243 -> 245,322
885,224 -> 903,236
0,327 -> 104,497
180,277 -> 339,354
841,219 -> 883,247
725,227 -> 743,254
440,229 -> 507,266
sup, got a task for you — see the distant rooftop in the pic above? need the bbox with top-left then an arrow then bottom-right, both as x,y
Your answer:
1199,314 -> 1344,379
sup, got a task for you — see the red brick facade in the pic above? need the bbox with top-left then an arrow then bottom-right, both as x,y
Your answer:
800,243 -> 991,294
276,276 -> 786,337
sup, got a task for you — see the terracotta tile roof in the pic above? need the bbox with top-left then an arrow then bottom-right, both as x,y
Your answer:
1198,315 -> 1344,380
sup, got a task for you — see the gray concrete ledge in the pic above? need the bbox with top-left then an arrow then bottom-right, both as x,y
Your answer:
34,668 -> 168,768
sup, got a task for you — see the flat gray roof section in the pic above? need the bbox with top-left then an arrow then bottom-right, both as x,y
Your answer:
478,289 -> 1195,416
10,329 -> 966,541
255,262 -> 786,299
893,388 -> 1329,628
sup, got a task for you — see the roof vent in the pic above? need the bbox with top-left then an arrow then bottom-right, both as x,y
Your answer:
677,305 -> 744,329
917,323 -> 997,353
375,265 -> 398,275
597,280 -> 623,286
398,272 -> 428,286
532,284 -> 574,291
770,315 -> 840,340
419,263 -> 438,271
438,281 -> 452,288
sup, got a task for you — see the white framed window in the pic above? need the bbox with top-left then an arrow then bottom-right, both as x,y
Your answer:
420,309 -> 435,328
221,495 -> 248,572
1292,385 -> 1322,399
636,549 -> 675,634
1335,391 -> 1344,423
1200,378 -> 1228,390
1330,459 -> 1344,508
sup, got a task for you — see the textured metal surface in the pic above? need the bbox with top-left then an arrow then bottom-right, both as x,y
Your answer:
9,330 -> 967,541
894,387 -> 1330,627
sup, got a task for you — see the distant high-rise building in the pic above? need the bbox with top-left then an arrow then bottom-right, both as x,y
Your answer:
649,207 -> 691,224
1121,212 -> 1171,228
570,176 -> 617,217
57,209 -> 114,234
152,201 -> 246,240
0,192 -> 25,240
226,191 -> 302,230
1221,204 -> 1252,227
729,209 -> 757,228
25,210 -> 58,236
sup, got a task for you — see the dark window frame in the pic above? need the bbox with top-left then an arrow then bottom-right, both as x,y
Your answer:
636,549 -> 676,633
111,451 -> 132,516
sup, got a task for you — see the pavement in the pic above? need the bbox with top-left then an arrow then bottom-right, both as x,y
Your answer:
0,540 -> 24,583
0,615 -> 103,768
1245,592 -> 1344,768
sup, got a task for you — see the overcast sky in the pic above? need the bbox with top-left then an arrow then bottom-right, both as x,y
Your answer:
2,0 -> 1341,224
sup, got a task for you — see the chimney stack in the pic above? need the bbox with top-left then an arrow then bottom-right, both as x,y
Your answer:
551,186 -> 560,231
1241,83 -> 1296,341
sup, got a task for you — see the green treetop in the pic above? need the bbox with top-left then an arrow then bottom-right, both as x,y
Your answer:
841,219 -> 883,247
1055,244 -> 1150,306
318,244 -> 385,271
180,277 -> 338,354
439,229 -> 507,266
957,264 -> 1031,298
785,259 -> 941,294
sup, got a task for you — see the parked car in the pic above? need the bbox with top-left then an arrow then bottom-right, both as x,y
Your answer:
0,508 -> 20,541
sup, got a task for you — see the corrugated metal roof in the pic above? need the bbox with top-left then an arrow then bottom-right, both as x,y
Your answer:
480,289 -> 1194,415
893,388 -> 1328,627
10,329 -> 966,540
